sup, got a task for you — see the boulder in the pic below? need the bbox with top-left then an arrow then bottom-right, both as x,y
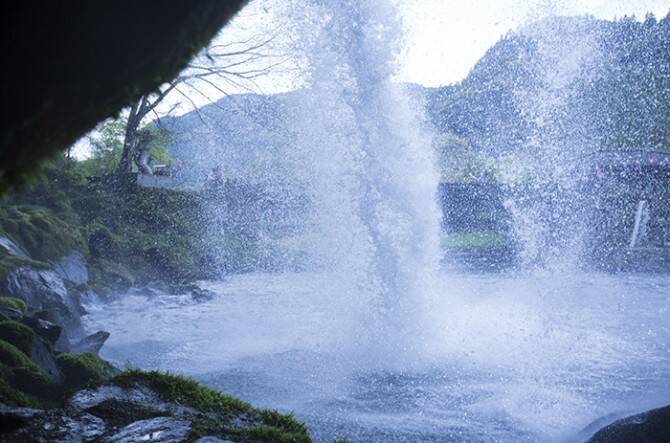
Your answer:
587,405 -> 670,443
105,416 -> 191,443
21,316 -> 63,345
70,331 -> 110,355
5,267 -> 84,339
51,251 -> 89,286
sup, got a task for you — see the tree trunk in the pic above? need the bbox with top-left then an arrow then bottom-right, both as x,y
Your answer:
118,100 -> 141,174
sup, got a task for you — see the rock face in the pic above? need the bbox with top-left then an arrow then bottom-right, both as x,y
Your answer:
0,371 -> 312,442
52,251 -> 89,286
587,405 -> 670,443
6,267 -> 84,340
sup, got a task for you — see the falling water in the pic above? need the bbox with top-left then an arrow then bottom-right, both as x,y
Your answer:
283,0 -> 442,354
509,16 -> 605,269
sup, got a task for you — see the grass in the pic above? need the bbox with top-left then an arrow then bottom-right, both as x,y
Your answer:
112,370 -> 312,442
443,231 -> 510,248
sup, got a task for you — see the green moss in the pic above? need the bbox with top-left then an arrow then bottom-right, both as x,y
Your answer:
0,321 -> 34,354
114,370 -> 251,415
0,254 -> 49,282
112,370 -> 311,442
0,366 -> 40,407
0,339 -> 50,396
0,205 -> 86,262
56,352 -> 114,389
0,297 -> 27,314
240,425 -> 312,443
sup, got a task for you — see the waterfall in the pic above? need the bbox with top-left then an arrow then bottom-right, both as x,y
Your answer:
282,0 -> 443,356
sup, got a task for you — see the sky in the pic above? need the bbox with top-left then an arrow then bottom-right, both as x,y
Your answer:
397,0 -> 670,86
73,0 -> 670,158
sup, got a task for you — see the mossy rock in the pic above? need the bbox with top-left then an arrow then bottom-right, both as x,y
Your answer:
0,205 -> 87,262
0,254 -> 49,282
0,321 -> 33,354
0,297 -> 27,314
0,365 -> 39,407
113,370 -> 311,442
113,370 -> 252,416
56,352 -> 115,389
0,339 -> 50,396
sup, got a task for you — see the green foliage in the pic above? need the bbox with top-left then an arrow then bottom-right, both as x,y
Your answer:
0,339 -> 50,396
0,297 -> 27,315
0,321 -> 34,355
145,125 -> 174,167
56,352 -> 114,389
76,119 -> 127,176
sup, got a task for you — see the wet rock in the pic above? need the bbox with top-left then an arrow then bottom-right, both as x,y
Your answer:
70,384 -> 165,412
0,236 -> 28,259
51,251 -> 89,285
0,405 -> 42,433
6,267 -> 83,339
196,437 -> 235,443
587,405 -> 670,443
70,330 -> 110,355
105,416 -> 191,443
22,316 -> 63,344
191,287 -> 216,303
30,335 -> 63,383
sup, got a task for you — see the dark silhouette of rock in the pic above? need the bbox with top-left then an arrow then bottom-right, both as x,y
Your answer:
0,1 -> 248,191
587,405 -> 670,443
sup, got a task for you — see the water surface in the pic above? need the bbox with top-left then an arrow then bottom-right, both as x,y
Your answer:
86,271 -> 670,442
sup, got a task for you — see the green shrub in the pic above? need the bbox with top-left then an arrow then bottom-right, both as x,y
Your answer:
0,321 -> 33,354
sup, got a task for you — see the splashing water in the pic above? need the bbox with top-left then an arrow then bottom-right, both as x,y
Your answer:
282,0 -> 442,357
85,2 -> 670,442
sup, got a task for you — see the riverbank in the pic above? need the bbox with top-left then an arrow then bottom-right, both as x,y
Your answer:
0,159 -> 312,441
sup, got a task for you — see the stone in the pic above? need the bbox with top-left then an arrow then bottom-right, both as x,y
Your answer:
196,437 -> 235,443
22,316 -> 63,344
70,330 -> 110,355
6,267 -> 84,339
30,335 -> 63,383
0,404 -> 42,433
104,416 -> 191,443
586,405 -> 670,443
0,236 -> 28,259
51,251 -> 89,285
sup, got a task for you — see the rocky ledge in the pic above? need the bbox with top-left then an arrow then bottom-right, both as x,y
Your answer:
1,371 -> 310,442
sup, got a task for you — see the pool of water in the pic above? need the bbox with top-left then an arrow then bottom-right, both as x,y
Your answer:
85,271 -> 670,442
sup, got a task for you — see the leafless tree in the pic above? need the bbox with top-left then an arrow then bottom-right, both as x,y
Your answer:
118,32 -> 287,174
